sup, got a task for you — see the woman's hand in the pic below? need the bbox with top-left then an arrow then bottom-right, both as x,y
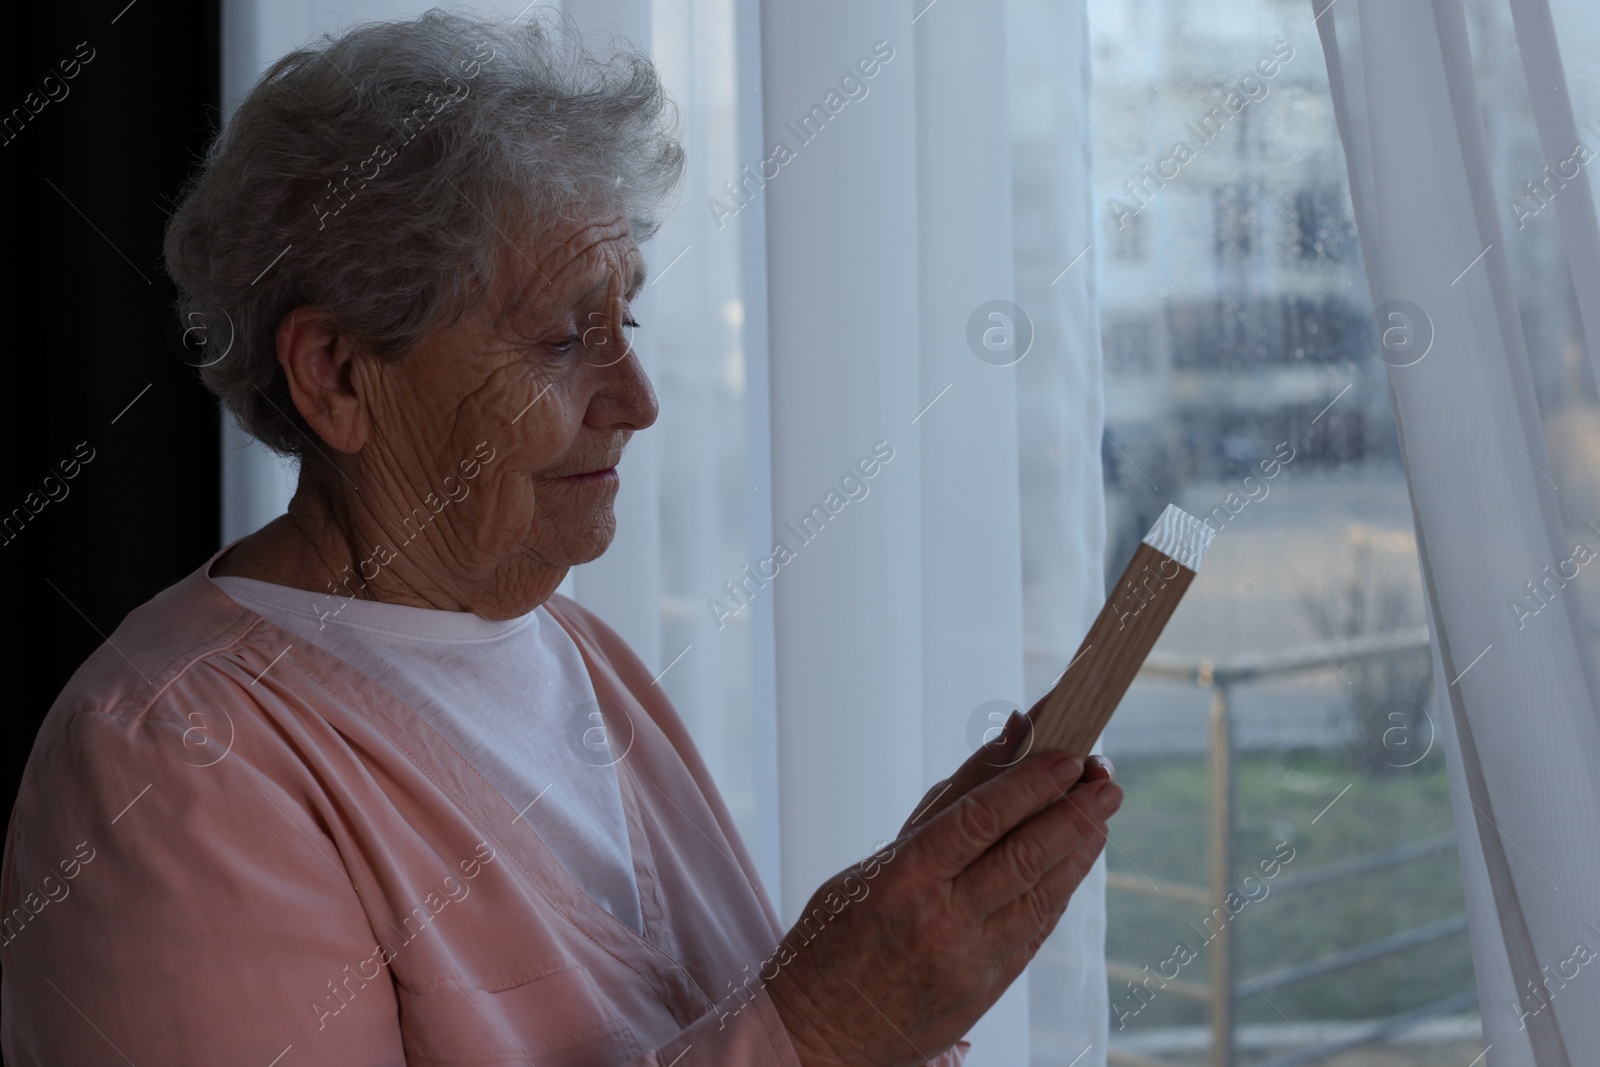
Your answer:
898,710 -> 1116,838
762,726 -> 1122,1067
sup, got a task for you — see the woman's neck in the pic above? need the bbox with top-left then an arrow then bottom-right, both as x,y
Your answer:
209,478 -> 566,618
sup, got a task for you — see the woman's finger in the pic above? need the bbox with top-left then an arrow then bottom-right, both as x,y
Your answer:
954,778 -> 1122,920
904,709 -> 1035,832
984,824 -> 1110,957
910,750 -> 1084,882
1081,754 -> 1115,784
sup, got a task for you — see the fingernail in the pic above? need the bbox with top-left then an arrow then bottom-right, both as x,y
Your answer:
1051,754 -> 1084,786
1093,782 -> 1123,813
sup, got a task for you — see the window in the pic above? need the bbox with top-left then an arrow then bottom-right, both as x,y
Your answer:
1105,317 -> 1157,375
1292,185 -> 1357,264
1090,1 -> 1479,1062
1111,207 -> 1149,261
1212,183 -> 1255,261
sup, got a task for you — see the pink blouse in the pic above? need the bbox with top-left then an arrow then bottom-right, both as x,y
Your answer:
0,545 -> 970,1065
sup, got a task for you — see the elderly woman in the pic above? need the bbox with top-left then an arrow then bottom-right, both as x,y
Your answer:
0,10 -> 1120,1065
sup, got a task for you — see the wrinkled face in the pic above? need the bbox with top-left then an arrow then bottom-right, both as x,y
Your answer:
351,207 -> 657,610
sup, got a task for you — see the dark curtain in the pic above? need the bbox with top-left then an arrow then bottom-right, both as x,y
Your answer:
0,0 -> 221,851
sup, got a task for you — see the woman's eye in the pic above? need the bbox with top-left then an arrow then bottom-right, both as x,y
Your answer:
546,319 -> 640,357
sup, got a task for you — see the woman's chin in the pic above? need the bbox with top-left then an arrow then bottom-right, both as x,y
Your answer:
534,507 -> 617,566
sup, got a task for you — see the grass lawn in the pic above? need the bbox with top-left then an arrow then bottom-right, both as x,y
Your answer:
1104,748 -> 1477,1030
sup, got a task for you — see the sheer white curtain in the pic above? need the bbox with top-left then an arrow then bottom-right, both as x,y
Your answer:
221,0 -> 1111,1061
1315,1 -> 1600,1061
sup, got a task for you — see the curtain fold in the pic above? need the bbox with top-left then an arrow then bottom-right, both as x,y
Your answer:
912,3 -> 1031,1061
754,0 -> 925,905
1315,1 -> 1600,1060
1007,3 -> 1112,1059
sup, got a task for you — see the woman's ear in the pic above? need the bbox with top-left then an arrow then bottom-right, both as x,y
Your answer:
276,307 -> 370,454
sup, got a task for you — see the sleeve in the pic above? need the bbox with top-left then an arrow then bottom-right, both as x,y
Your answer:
623,986 -> 970,1066
0,700 -> 407,1066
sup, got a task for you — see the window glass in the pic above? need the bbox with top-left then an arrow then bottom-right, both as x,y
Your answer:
1086,0 -> 1482,1061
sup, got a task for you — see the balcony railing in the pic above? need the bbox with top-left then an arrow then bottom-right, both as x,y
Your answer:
1104,626 -> 1477,1067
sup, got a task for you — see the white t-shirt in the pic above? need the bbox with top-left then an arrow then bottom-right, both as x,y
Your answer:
211,574 -> 644,934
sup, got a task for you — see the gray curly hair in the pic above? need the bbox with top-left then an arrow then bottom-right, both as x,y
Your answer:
163,6 -> 685,459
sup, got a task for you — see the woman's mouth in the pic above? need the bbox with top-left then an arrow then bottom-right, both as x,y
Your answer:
558,466 -> 619,483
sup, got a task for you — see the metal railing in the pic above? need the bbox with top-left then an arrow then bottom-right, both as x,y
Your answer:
1104,627 -> 1477,1067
